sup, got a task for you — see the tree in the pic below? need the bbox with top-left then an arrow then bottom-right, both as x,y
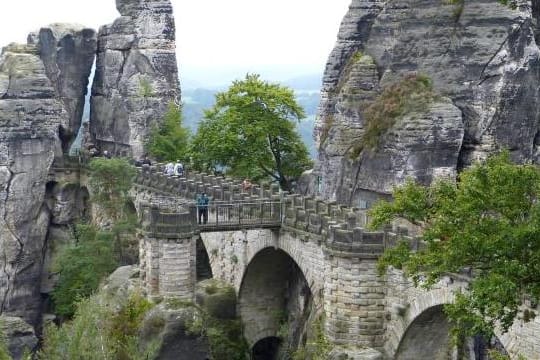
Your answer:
146,102 -> 190,162
369,152 -> 540,339
191,74 -> 312,191
88,158 -> 136,223
51,225 -> 118,318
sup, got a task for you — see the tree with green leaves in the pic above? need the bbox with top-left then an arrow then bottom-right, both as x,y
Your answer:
190,74 -> 312,191
88,157 -> 139,264
51,225 -> 118,318
370,152 -> 540,339
146,102 -> 190,162
88,158 -> 137,223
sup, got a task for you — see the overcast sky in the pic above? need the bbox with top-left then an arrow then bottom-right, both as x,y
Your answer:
0,0 -> 350,86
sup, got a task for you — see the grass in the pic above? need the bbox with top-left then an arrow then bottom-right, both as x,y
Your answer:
353,73 -> 436,156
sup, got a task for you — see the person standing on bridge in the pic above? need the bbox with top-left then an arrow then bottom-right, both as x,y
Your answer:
196,192 -> 209,225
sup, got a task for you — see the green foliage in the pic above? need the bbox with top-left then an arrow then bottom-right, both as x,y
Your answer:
359,74 -> 436,153
370,152 -> 540,338
292,316 -> 332,360
51,225 -> 117,318
147,102 -> 191,162
0,320 -> 11,360
183,282 -> 248,359
191,73 -> 312,191
88,157 -> 138,264
40,293 -> 158,360
88,158 -> 137,223
139,77 -> 153,98
39,296 -> 116,360
109,292 -> 155,360
318,115 -> 334,147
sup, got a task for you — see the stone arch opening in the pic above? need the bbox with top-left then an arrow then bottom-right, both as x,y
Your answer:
196,237 -> 213,281
238,247 -> 313,356
252,336 -> 281,360
395,305 -> 507,360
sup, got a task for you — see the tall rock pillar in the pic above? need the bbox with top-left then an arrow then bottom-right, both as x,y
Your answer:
0,24 -> 95,330
91,0 -> 180,159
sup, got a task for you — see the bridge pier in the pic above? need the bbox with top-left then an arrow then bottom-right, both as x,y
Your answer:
322,226 -> 387,353
139,205 -> 198,300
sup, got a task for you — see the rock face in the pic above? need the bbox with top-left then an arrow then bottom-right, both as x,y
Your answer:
0,315 -> 38,359
28,24 -> 97,152
90,0 -> 180,159
314,0 -> 540,206
0,25 -> 95,329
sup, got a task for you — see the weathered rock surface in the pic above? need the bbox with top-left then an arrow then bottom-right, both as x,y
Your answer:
314,0 -> 540,205
90,0 -> 180,159
0,43 -> 66,326
0,24 -> 94,328
29,24 -> 97,151
0,315 -> 38,359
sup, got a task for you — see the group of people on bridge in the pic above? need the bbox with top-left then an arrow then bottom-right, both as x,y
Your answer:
164,160 -> 185,177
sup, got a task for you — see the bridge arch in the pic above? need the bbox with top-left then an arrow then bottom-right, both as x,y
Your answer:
238,247 -> 314,351
386,282 -> 508,359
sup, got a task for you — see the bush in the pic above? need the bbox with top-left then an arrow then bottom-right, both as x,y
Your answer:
51,225 -> 118,318
88,158 -> 137,223
0,321 -> 10,360
358,74 -> 436,153
110,292 -> 155,360
40,293 -> 158,360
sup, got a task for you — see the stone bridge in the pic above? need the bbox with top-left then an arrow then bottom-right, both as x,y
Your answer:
115,165 -> 540,358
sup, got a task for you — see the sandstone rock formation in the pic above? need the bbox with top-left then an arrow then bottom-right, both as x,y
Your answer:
0,315 -> 38,359
0,25 -> 95,330
28,24 -> 97,152
314,0 -> 540,206
90,0 -> 180,159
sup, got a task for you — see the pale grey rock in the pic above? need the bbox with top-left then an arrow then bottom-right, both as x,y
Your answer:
0,25 -> 96,328
0,316 -> 38,359
0,44 -> 66,326
91,0 -> 180,159
29,24 -> 97,151
314,0 -> 540,205
337,99 -> 464,206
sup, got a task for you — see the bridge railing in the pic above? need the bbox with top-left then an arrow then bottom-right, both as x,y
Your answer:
193,200 -> 282,230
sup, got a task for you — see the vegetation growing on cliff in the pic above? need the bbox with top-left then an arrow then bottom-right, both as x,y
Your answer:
354,73 -> 436,155
52,159 -> 138,318
291,316 -> 332,360
40,293 -> 158,360
147,102 -> 191,162
370,152 -> 540,338
51,225 -> 118,318
179,281 -> 248,360
88,158 -> 137,223
0,322 -> 10,360
191,74 -> 312,191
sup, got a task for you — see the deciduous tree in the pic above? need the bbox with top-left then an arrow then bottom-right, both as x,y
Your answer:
191,74 -> 312,191
370,152 -> 540,338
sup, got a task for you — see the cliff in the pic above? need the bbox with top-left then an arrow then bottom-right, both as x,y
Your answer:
0,25 -> 95,339
314,0 -> 540,206
90,0 -> 180,159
